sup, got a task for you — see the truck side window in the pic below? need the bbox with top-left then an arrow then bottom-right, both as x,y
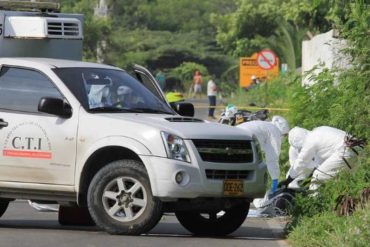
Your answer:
135,72 -> 163,101
0,67 -> 62,113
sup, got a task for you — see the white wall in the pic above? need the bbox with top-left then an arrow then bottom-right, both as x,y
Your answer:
302,30 -> 349,85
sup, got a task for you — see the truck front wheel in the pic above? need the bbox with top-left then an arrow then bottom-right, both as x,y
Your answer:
175,203 -> 249,236
87,159 -> 163,235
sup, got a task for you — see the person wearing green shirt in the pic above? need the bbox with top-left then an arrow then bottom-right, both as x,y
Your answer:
155,69 -> 166,90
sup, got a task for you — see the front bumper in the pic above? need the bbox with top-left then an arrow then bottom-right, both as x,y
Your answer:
140,155 -> 267,200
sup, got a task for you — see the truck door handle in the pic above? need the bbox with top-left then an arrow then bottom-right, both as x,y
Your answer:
0,119 -> 8,129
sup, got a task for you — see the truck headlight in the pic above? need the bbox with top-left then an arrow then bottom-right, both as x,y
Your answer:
161,132 -> 191,163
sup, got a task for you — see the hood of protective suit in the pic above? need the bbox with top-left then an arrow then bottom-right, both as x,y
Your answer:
288,127 -> 309,149
271,115 -> 290,135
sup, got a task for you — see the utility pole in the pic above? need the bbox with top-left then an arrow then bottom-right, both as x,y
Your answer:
94,0 -> 108,63
94,0 -> 108,17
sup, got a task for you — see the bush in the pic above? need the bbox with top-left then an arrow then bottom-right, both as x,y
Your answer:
217,80 -> 239,98
227,5 -> 369,244
168,62 -> 209,94
287,66 -> 369,140
287,147 -> 370,230
288,148 -> 369,247
228,72 -> 294,110
289,203 -> 370,247
286,1 -> 370,244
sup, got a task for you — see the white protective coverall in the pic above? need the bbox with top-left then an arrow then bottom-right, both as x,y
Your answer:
237,120 -> 282,180
288,126 -> 355,190
287,127 -> 317,188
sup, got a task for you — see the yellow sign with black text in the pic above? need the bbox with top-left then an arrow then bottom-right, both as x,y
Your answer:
239,53 -> 279,88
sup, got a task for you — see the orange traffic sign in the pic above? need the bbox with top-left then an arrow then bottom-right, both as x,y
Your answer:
239,53 -> 279,88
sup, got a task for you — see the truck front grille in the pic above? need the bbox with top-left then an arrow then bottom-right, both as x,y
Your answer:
192,139 -> 253,163
205,169 -> 253,180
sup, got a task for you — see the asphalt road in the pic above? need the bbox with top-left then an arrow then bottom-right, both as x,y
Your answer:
0,201 -> 287,247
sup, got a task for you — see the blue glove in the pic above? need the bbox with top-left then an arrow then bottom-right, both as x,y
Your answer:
271,179 -> 278,194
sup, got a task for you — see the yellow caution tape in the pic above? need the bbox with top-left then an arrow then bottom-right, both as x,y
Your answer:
192,104 -> 290,112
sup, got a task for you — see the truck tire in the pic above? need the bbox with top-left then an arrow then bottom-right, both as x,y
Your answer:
175,203 -> 249,236
87,159 -> 163,235
0,200 -> 9,217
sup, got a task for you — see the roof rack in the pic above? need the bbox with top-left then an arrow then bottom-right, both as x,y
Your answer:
0,0 -> 60,12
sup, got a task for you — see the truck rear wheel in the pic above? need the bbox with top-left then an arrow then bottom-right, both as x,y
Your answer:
0,200 -> 9,217
87,159 -> 163,235
175,203 -> 249,236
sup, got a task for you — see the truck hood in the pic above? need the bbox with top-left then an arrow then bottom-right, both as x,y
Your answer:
101,113 -> 252,140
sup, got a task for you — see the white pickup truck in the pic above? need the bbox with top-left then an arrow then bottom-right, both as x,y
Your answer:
0,57 -> 267,235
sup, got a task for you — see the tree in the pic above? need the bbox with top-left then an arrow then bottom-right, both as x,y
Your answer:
60,0 -> 236,77
61,0 -> 112,61
211,0 -> 346,69
211,0 -> 281,57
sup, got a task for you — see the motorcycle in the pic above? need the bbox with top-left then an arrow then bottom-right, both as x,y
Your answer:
218,108 -> 269,126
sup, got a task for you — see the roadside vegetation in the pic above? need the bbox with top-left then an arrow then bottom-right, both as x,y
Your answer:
286,2 -> 370,246
60,0 -> 369,245
228,1 -> 370,246
60,0 -> 347,93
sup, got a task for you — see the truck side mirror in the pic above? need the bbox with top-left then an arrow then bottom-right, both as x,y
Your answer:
38,97 -> 72,118
172,102 -> 194,117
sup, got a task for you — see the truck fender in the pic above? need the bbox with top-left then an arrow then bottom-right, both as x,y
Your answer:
75,136 -> 153,193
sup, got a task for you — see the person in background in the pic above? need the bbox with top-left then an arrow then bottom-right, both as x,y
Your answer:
155,69 -> 166,90
237,115 -> 290,193
251,75 -> 257,85
207,75 -> 218,119
244,75 -> 259,91
115,85 -> 133,108
279,126 -> 366,191
88,85 -> 112,108
192,70 -> 203,98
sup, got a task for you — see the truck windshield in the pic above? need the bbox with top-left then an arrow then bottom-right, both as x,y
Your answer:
53,68 -> 174,114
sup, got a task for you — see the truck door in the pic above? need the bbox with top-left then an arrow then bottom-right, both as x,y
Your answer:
132,64 -> 168,104
133,65 -> 195,117
0,66 -> 77,185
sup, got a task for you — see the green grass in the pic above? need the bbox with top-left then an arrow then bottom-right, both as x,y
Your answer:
288,203 -> 370,247
227,72 -> 293,111
287,148 -> 370,246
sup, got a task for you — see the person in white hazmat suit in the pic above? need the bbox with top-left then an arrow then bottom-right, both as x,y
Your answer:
237,115 -> 290,193
279,126 -> 362,190
285,127 -> 319,189
236,115 -> 289,214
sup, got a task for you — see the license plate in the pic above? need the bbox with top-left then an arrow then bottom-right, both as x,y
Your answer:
223,179 -> 244,197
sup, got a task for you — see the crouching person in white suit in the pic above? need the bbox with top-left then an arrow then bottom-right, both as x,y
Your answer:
286,127 -> 319,189
280,126 -> 365,191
